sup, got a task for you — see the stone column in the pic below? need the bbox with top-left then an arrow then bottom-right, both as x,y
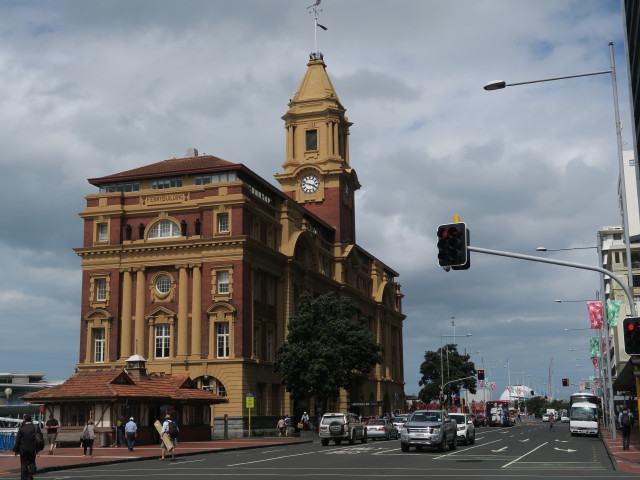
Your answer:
191,264 -> 202,357
177,265 -> 189,357
120,269 -> 133,359
134,268 -> 146,357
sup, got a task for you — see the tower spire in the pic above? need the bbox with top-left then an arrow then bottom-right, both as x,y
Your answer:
307,0 -> 327,59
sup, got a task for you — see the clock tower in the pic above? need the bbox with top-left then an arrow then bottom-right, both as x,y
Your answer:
275,54 -> 359,243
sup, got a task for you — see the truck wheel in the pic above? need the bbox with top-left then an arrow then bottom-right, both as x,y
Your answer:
349,434 -> 356,445
321,439 -> 329,446
361,433 -> 368,444
469,433 -> 475,445
449,436 -> 457,450
401,442 -> 409,452
438,435 -> 447,452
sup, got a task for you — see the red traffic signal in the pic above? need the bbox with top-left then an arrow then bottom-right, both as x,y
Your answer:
562,378 -> 569,387
477,369 -> 485,381
623,317 -> 640,355
437,222 -> 469,269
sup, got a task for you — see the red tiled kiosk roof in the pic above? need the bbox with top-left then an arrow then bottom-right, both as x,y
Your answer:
88,155 -> 238,185
23,369 -> 226,404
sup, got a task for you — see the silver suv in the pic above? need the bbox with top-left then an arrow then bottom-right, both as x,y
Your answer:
319,413 -> 368,446
400,410 -> 457,452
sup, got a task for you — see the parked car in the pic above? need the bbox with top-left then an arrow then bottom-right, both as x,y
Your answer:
319,413 -> 368,446
542,414 -> 550,422
561,414 -> 570,423
366,418 -> 399,440
400,410 -> 457,452
449,413 -> 476,445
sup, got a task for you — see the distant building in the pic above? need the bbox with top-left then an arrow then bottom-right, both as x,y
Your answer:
0,372 -> 62,423
73,55 -> 406,423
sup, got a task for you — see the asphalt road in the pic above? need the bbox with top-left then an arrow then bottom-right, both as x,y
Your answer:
25,422 -> 637,479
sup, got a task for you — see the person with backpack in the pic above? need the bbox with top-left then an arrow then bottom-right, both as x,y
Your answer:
619,408 -> 634,450
160,414 -> 179,461
13,415 -> 43,480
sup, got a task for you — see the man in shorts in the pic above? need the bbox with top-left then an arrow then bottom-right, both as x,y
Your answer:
45,414 -> 60,455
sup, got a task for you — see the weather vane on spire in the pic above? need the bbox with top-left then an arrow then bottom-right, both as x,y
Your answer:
307,0 -> 327,59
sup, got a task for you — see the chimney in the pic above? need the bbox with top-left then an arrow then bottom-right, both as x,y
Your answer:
185,147 -> 198,158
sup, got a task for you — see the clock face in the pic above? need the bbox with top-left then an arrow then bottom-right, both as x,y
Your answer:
300,174 -> 319,193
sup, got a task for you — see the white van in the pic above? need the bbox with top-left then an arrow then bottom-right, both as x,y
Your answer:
570,401 -> 598,436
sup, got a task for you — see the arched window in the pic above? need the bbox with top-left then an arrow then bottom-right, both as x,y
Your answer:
148,220 -> 181,239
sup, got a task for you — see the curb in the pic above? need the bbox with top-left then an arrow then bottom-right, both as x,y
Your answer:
20,439 -> 314,476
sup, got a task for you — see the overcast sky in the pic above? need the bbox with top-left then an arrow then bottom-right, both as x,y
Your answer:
0,0 -> 632,402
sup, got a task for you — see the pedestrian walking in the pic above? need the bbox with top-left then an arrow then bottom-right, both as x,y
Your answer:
549,413 -> 555,431
13,415 -> 42,480
160,414 -> 179,461
284,414 -> 291,437
81,419 -> 96,457
45,414 -> 60,455
619,408 -> 634,450
125,417 -> 138,451
277,417 -> 285,436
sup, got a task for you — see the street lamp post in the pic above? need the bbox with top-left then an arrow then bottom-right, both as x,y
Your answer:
485,42 -> 633,296
537,247 -> 598,252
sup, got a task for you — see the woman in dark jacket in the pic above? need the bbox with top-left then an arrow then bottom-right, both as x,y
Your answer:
13,415 -> 38,480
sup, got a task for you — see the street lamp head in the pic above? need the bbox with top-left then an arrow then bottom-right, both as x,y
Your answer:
536,247 -> 547,251
484,80 -> 507,91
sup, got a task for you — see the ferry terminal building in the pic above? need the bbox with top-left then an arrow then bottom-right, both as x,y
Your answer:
71,54 -> 406,432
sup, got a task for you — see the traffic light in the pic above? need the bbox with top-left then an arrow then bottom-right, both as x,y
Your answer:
437,222 -> 469,269
530,390 -> 534,396
562,378 -> 569,387
477,369 -> 485,381
623,317 -> 640,355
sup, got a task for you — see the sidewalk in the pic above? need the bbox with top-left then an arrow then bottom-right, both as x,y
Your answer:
600,425 -> 640,473
0,434 -> 312,477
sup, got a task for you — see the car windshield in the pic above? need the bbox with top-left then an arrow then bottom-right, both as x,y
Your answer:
411,412 -> 441,423
367,419 -> 385,425
321,416 -> 345,425
449,415 -> 465,423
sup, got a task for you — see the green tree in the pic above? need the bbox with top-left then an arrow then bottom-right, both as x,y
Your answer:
274,291 -> 384,412
418,344 -> 477,404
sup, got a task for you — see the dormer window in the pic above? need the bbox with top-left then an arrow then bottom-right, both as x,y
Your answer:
148,220 -> 181,239
305,129 -> 318,151
151,177 -> 183,190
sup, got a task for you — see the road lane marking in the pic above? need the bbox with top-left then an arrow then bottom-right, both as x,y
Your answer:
502,441 -> 547,468
226,450 -> 317,466
433,438 -> 503,459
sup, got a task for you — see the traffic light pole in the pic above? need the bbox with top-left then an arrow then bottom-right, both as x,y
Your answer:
469,245 -> 630,440
468,246 -> 636,316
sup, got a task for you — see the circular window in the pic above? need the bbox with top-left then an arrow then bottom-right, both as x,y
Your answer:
155,275 -> 172,294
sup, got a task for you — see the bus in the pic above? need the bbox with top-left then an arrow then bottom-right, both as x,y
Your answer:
486,400 -> 516,427
570,401 -> 599,436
